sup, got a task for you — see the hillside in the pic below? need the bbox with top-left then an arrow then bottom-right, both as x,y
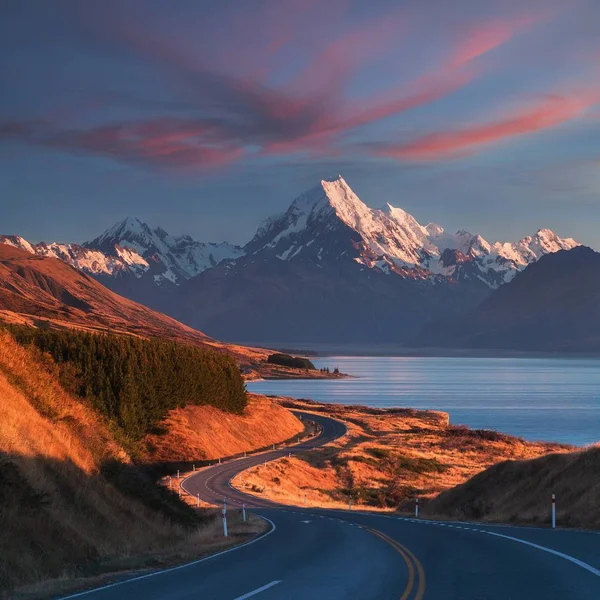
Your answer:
144,394 -> 304,463
0,245 -> 264,371
416,246 -> 600,352
0,328 -> 301,595
230,398 -> 569,511
0,244 -> 212,343
0,331 -> 206,593
424,446 -> 600,529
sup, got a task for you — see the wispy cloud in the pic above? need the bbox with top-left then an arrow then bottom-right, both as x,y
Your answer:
373,91 -> 599,161
0,4 -> 566,170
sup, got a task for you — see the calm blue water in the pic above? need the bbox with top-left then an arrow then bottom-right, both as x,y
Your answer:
248,357 -> 600,446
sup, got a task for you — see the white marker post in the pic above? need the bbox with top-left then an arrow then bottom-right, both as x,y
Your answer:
273,443 -> 275,450
218,458 -> 221,464
193,464 -> 195,471
197,493 -> 200,507
415,498 -> 419,518
167,476 -> 171,489
348,498 -> 352,511
551,494 -> 556,529
223,500 -> 228,537
244,451 -> 247,458
177,469 -> 180,478
264,460 -> 267,467
242,503 -> 247,522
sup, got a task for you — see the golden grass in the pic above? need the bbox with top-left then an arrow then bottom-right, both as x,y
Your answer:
144,393 -> 304,462
232,398 -> 572,513
425,445 -> 600,528
14,511 -> 268,600
0,332 -> 266,594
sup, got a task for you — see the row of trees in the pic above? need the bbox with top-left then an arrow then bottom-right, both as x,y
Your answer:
7,326 -> 247,440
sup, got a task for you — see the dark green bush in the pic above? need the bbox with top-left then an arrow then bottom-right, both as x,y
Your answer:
267,353 -> 315,370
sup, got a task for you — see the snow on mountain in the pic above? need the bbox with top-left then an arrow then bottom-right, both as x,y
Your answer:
0,235 -> 35,254
0,219 -> 242,285
1,175 -> 581,291
245,175 -> 581,288
85,216 -> 243,284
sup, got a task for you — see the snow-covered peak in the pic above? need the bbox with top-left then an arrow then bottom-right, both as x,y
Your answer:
243,176 -> 583,287
86,217 -> 243,283
0,234 -> 35,254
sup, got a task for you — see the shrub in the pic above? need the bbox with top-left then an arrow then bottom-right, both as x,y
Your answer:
267,353 -> 315,370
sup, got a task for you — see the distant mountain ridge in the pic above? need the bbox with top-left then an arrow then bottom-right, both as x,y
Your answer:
0,175 -> 583,343
0,218 -> 242,286
415,246 -> 600,352
244,176 -> 578,288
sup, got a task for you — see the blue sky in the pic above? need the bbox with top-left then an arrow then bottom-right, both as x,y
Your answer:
1,0 -> 599,246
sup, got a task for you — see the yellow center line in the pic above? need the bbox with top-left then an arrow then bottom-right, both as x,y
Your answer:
366,527 -> 426,600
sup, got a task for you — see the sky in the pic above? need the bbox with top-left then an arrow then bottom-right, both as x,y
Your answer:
1,0 -> 600,247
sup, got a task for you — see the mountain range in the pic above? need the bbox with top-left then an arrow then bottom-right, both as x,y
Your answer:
416,246 -> 600,352
1,175 -> 581,343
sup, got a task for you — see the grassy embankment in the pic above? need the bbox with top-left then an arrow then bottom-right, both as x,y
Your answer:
425,445 -> 600,528
231,398 -> 591,527
0,329 -> 303,597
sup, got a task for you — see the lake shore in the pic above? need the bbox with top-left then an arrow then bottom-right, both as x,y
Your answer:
232,396 -> 572,512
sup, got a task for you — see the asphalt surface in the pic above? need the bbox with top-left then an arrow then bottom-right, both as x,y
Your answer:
59,411 -> 600,600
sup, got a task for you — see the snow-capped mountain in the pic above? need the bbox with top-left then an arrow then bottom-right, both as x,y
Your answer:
85,216 -> 243,284
0,219 -> 243,286
245,175 -> 579,288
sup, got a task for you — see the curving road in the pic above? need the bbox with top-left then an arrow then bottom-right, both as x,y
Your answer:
59,411 -> 600,600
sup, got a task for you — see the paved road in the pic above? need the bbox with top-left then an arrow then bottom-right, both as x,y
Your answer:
60,411 -> 600,599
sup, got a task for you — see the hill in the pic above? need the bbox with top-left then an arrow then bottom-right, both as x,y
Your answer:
0,330 -> 206,593
424,445 -> 600,529
0,244 -> 275,369
416,246 -> 600,352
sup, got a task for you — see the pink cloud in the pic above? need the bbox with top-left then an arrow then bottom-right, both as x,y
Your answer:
375,92 -> 599,161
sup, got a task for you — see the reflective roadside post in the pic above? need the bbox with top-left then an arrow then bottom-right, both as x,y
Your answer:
415,498 -> 419,518
552,494 -> 556,529
223,500 -> 228,537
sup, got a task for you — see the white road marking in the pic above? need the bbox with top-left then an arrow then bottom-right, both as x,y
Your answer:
485,531 -> 600,577
232,580 -> 282,599
55,517 -> 278,599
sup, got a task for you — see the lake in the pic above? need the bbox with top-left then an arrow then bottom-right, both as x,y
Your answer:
247,356 -> 600,446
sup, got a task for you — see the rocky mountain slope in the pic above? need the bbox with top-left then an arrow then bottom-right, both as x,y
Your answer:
172,176 -> 579,342
0,217 -> 242,287
1,175 -> 580,343
243,176 -> 578,288
416,246 -> 600,351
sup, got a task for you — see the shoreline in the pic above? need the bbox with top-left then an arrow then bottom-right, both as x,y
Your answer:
231,396 -> 573,514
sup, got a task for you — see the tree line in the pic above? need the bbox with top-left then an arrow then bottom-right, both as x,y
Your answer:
6,325 -> 247,441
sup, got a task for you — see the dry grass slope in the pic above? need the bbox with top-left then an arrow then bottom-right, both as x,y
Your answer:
233,398 -> 571,512
424,446 -> 600,529
0,332 -> 264,595
145,394 -> 304,462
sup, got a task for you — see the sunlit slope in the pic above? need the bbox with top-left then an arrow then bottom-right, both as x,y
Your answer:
425,445 -> 600,529
0,332 -> 194,591
145,394 -> 304,462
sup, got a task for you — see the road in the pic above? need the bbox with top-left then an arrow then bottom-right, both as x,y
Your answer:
60,411 -> 600,600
